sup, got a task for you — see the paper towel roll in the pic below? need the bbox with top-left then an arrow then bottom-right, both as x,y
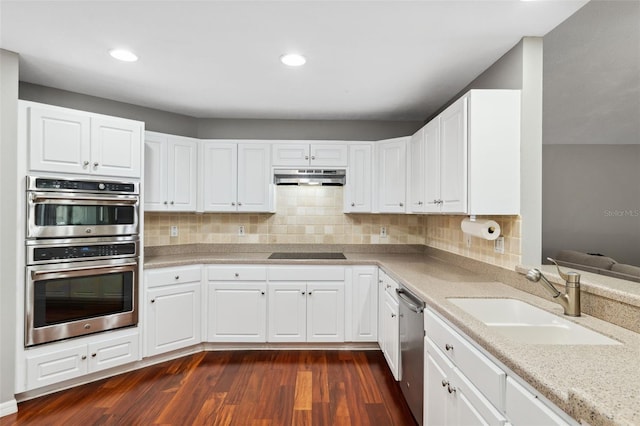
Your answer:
461,218 -> 501,240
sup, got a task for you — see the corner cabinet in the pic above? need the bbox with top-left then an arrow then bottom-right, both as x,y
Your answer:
200,141 -> 272,212
144,266 -> 202,357
413,90 -> 520,215
144,131 -> 198,211
377,137 -> 409,213
23,101 -> 143,178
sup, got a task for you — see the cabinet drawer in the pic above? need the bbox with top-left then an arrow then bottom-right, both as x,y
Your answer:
145,266 -> 202,287
506,377 -> 572,426
268,266 -> 345,281
379,269 -> 400,301
88,332 -> 140,373
207,265 -> 267,281
425,309 -> 506,410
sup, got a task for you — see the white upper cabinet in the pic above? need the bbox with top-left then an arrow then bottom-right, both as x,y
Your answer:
25,102 -> 142,178
200,141 -> 272,212
408,128 -> 426,213
144,131 -> 198,211
417,90 -> 520,215
272,142 -> 348,167
376,137 -> 409,213
344,143 -> 373,213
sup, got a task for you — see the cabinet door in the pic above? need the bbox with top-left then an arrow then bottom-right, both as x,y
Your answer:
202,142 -> 238,212
28,106 -> 91,174
425,339 -> 453,426
310,143 -> 348,167
268,283 -> 307,342
351,267 -> 378,342
307,282 -> 345,342
439,96 -> 468,214
208,282 -> 267,342
144,133 -> 168,211
26,344 -> 88,389
377,138 -> 407,213
423,119 -> 441,213
382,291 -> 400,380
237,143 -> 271,212
272,143 -> 310,166
146,283 -> 201,356
505,377 -> 571,426
87,332 -> 140,373
408,128 -> 426,213
345,144 -> 373,213
377,273 -> 386,349
167,137 -> 198,211
91,117 -> 142,178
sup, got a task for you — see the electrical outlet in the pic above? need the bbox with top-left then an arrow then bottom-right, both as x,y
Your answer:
380,227 -> 387,238
494,236 -> 505,254
238,225 -> 245,236
170,226 -> 178,237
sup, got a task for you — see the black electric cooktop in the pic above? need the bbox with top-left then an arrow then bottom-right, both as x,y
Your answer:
268,252 -> 346,260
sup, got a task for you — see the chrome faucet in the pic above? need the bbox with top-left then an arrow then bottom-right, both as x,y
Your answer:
525,258 -> 581,316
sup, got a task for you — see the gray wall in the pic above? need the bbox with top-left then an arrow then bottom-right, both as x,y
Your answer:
542,0 -> 640,266
0,49 -> 19,413
197,118 -> 421,140
20,82 -> 421,141
19,82 -> 199,137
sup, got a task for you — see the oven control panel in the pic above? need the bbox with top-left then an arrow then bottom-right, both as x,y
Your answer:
28,176 -> 138,194
33,243 -> 136,261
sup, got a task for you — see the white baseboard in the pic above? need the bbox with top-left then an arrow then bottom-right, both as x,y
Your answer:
0,398 -> 18,417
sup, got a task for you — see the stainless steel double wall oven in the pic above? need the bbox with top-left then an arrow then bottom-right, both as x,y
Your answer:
25,176 -> 140,346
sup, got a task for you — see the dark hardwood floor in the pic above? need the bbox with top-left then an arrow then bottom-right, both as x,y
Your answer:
4,350 -> 417,426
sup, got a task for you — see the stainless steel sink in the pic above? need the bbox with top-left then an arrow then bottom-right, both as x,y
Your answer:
447,298 -> 621,345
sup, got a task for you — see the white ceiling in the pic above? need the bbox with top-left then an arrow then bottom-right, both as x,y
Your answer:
1,0 -> 588,121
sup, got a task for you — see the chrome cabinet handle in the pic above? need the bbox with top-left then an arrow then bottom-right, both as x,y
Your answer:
311,156 -> 315,160
234,273 -> 239,278
91,353 -> 97,358
93,162 -> 99,168
238,202 -> 242,206
301,291 -> 306,295
151,299 -> 155,303
351,202 -> 355,207
83,160 -> 89,168
445,344 -> 454,351
261,291 -> 265,295
308,291 -> 312,295
441,379 -> 449,387
174,275 -> 180,280
305,156 -> 309,160
170,201 -> 175,205
231,202 -> 236,206
399,202 -> 404,207
163,201 -> 168,205
81,355 -> 87,360
391,313 -> 396,318
447,385 -> 456,394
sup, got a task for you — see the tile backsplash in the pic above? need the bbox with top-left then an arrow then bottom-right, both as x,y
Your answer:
144,186 -> 521,270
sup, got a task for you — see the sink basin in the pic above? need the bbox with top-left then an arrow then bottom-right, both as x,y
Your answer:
447,298 -> 621,345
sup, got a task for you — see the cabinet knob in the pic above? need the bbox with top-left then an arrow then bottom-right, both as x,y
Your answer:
163,201 -> 168,205
238,202 -> 242,206
301,291 -> 306,295
175,275 -> 180,280
81,355 -> 87,360
445,343 -> 454,351
351,202 -> 355,207
308,291 -> 312,295
399,202 -> 404,207
170,201 -> 175,205
261,291 -> 265,295
447,385 -> 457,394
93,162 -> 99,168
83,160 -> 89,168
231,202 -> 236,206
386,284 -> 391,289
391,313 -> 396,318
418,201 -> 423,205
91,353 -> 97,358
151,299 -> 155,303
234,273 -> 239,278
378,279 -> 383,284
305,156 -> 309,160
441,379 -> 449,387
311,156 -> 315,160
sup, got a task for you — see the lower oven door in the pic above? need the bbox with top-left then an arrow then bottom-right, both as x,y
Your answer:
26,258 -> 138,347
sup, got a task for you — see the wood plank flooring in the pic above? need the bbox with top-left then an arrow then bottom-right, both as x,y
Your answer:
4,350 -> 417,426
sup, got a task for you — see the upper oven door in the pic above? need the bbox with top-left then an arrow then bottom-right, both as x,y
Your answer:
27,191 -> 139,238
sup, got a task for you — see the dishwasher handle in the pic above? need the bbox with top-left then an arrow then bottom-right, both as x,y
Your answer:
396,288 -> 424,313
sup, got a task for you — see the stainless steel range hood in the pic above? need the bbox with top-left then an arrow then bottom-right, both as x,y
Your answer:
273,169 -> 346,186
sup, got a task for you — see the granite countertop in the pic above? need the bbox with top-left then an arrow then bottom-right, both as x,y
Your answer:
144,249 -> 640,426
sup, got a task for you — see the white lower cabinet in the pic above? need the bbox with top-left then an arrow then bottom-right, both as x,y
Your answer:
267,266 -> 345,343
206,266 -> 268,342
24,330 -> 139,390
425,308 -> 576,426
378,269 -> 400,380
145,266 -> 202,357
349,266 -> 378,342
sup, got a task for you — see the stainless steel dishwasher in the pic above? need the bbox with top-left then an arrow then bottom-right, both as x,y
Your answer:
397,285 -> 425,425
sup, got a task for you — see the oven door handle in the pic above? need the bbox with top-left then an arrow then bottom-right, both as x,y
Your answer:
29,193 -> 139,204
30,262 -> 137,280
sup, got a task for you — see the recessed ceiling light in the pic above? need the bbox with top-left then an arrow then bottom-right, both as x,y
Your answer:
109,49 -> 138,62
280,53 -> 306,67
